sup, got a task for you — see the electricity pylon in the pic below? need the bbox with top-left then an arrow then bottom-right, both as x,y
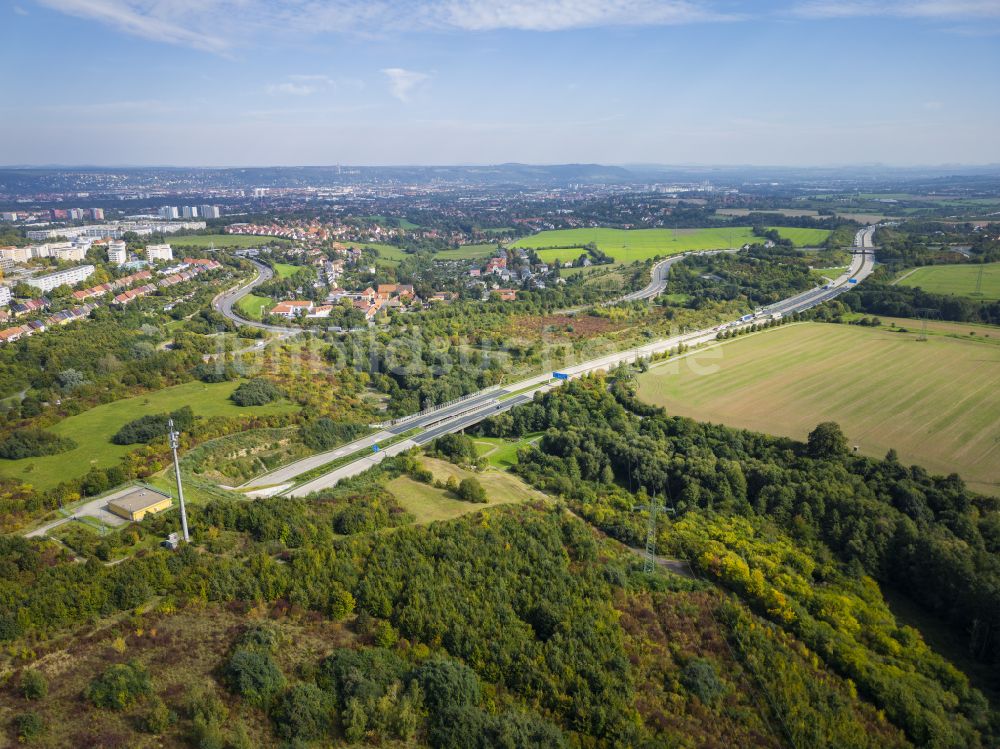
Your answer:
168,418 -> 190,543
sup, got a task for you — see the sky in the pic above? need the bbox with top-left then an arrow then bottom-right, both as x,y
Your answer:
2,0 -> 999,167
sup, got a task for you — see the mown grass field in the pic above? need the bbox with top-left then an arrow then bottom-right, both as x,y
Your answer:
435,243 -> 502,260
272,262 -> 301,279
511,226 -> 831,267
473,433 -> 543,468
636,322 -> 1000,495
0,380 -> 298,490
766,226 -> 832,246
342,242 -> 411,265
236,293 -> 272,320
386,457 -> 545,523
167,234 -> 278,248
897,262 -> 1000,300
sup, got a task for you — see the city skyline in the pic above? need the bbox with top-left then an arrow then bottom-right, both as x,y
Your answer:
3,0 -> 1000,166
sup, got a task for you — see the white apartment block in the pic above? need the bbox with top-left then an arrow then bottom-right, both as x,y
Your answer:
0,246 -> 32,264
199,205 -> 221,219
145,243 -> 173,262
107,240 -> 128,265
159,206 -> 179,220
0,212 -> 17,222
181,206 -> 198,218
0,286 -> 11,307
26,264 -> 95,293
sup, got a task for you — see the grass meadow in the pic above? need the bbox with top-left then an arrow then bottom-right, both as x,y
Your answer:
510,226 -> 832,267
0,380 -> 298,490
386,456 -> 545,524
636,322 -> 1000,495
167,234 -> 281,248
897,262 -> 1000,300
236,293 -> 273,320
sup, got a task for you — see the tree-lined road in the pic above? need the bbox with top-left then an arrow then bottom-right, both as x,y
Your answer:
213,259 -> 301,334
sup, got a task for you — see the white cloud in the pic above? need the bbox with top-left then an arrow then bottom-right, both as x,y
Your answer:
266,74 -> 343,96
267,82 -> 320,96
32,0 -> 738,54
35,0 -> 231,52
440,0 -> 737,31
792,1 -> 1000,20
13,5 -> 29,14
382,68 -> 430,102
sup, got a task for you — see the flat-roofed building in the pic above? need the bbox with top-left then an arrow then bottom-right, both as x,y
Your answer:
106,485 -> 173,522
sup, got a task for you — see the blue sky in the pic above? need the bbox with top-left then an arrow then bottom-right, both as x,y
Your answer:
2,0 -> 999,166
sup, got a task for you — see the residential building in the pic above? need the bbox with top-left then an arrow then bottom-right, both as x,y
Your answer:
146,243 -> 173,262
270,300 -> 314,318
0,286 -> 10,307
90,208 -> 105,220
0,212 -> 17,221
107,240 -> 128,264
25,265 -> 95,293
181,206 -> 198,218
199,205 -> 221,219
0,246 -> 31,264
67,208 -> 85,220
159,206 -> 179,220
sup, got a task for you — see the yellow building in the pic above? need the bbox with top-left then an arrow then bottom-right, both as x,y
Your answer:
106,486 -> 173,522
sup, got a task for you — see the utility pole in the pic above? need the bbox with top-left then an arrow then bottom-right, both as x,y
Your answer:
168,419 -> 190,543
974,265 -> 984,297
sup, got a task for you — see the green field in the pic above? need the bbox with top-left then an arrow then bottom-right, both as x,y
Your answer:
897,263 -> 1000,300
272,262 -> 301,279
236,293 -> 273,320
764,226 -> 832,247
473,433 -> 542,468
435,243 -> 502,260
636,323 -> 1000,495
386,457 -> 545,524
167,234 -> 279,248
510,226 -> 830,266
0,380 -> 298,490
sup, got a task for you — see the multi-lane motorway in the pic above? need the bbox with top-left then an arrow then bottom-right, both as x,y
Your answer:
241,232 -> 877,497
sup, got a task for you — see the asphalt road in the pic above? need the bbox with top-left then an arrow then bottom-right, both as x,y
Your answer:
213,259 -> 302,334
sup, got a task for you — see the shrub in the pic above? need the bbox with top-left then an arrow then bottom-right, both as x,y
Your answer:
13,711 -> 46,743
222,648 -> 285,706
300,418 -> 367,451
430,433 -> 478,464
680,658 -> 725,706
457,477 -> 487,503
111,406 -> 194,445
230,378 -> 282,407
414,657 -> 480,716
141,695 -> 172,734
0,428 -> 76,459
85,660 -> 152,710
20,669 -> 47,700
270,683 -> 332,741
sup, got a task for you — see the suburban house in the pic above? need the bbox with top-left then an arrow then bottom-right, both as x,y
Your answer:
270,300 -> 314,318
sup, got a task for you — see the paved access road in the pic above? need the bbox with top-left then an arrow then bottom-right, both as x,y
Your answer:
213,259 -> 301,334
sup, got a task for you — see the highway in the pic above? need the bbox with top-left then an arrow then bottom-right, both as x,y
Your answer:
212,259 -> 302,334
240,233 -> 877,497
616,249 -> 737,303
